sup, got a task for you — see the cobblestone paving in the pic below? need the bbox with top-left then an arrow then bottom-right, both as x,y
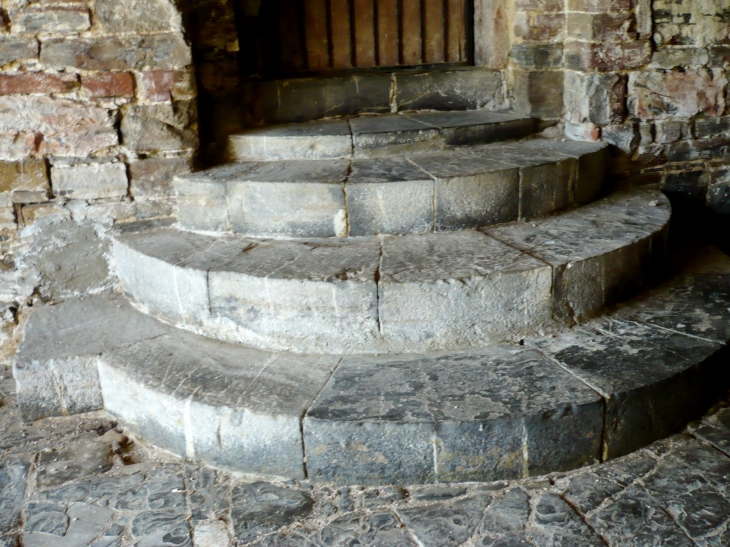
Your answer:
2,366 -> 730,547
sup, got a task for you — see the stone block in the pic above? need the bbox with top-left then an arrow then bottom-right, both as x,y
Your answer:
395,69 -> 504,111
564,40 -> 652,72
695,116 -> 730,138
304,347 -> 603,484
666,136 -> 730,162
663,169 -> 711,201
629,69 -> 727,120
226,160 -> 349,238
409,153 -> 520,230
512,69 -> 564,119
10,7 -> 90,33
564,71 -> 626,126
0,95 -> 117,157
14,294 -> 170,422
566,12 -> 635,42
208,239 -> 381,354
113,230 -> 221,324
510,43 -> 563,69
41,34 -> 191,71
20,202 -> 69,225
346,158 -> 434,236
518,159 -> 573,220
101,330 -> 338,478
81,72 -> 134,98
487,188 -> 670,322
0,37 -> 38,65
651,47 -> 710,68
51,162 -> 128,200
0,158 -> 49,202
654,0 -> 730,48
350,115 -> 443,157
403,111 -> 535,145
0,72 -> 77,95
709,45 -> 730,68
92,0 -> 183,33
655,119 -> 691,144
378,231 -> 554,349
566,0 -> 632,10
229,120 -> 353,162
174,175 -> 230,232
121,102 -> 197,152
602,123 -> 639,154
513,12 -> 564,42
532,318 -> 728,459
129,156 -> 191,199
258,74 -> 391,124
136,70 -> 196,102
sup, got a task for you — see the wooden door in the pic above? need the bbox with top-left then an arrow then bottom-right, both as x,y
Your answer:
257,0 -> 472,75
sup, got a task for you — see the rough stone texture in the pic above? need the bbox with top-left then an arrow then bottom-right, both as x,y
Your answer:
13,294 -> 170,422
394,69 -> 505,111
51,162 -> 128,200
304,347 -> 603,484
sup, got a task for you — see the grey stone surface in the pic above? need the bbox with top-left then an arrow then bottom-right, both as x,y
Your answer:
115,188 -> 670,353
404,111 -> 534,145
3,361 -> 730,546
347,158 -> 434,236
231,482 -> 313,544
14,293 -> 170,422
409,153 -> 520,230
487,188 -> 671,323
304,347 -> 603,484
229,120 -> 353,162
378,231 -> 554,350
100,328 -> 340,478
532,318 -> 728,459
394,69 -> 504,111
227,160 -> 349,238
350,115 -> 443,156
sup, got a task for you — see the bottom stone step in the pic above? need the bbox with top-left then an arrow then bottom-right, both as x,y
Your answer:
14,248 -> 730,484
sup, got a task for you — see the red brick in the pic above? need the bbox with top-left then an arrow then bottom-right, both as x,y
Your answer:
0,72 -> 77,95
81,72 -> 134,98
136,70 -> 195,102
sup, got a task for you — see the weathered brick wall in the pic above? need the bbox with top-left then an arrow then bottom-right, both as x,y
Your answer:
547,0 -> 730,213
0,0 -> 211,238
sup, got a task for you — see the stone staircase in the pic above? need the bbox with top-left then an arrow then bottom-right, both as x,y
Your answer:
14,109 -> 730,486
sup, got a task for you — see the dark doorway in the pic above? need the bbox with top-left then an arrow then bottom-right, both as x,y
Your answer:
237,0 -> 473,78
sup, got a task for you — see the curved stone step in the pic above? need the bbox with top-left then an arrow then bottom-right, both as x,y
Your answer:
176,138 -> 608,238
113,188 -> 670,354
15,252 -> 730,483
228,111 -> 534,162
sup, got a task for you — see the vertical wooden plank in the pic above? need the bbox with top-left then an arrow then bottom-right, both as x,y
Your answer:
445,0 -> 466,62
304,0 -> 330,70
330,0 -> 353,68
400,0 -> 422,65
353,0 -> 376,67
278,0 -> 307,73
376,0 -> 399,66
422,0 -> 445,63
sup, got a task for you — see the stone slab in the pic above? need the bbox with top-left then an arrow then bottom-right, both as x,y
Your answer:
350,115 -> 443,157
100,330 -> 340,479
486,188 -> 671,323
228,119 -> 353,162
304,346 -> 603,484
394,69 -> 504,111
14,294 -> 171,422
379,231 -> 554,349
404,111 -> 534,146
347,158 -> 434,236
531,317 -> 728,459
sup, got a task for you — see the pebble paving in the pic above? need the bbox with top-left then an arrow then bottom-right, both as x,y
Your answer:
2,366 -> 730,547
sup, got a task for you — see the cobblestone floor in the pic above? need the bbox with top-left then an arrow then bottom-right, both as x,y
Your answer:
2,365 -> 730,547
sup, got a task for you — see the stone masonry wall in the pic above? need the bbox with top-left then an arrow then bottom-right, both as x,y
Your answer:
547,0 -> 730,213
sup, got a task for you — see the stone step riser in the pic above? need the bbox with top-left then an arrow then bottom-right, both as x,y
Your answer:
15,262 -> 730,484
113,189 -> 671,355
229,115 -> 534,162
176,140 -> 608,239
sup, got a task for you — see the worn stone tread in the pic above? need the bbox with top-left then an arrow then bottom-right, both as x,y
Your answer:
228,110 -> 533,162
114,187 -> 670,354
177,138 -> 608,238
14,247 -> 730,484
